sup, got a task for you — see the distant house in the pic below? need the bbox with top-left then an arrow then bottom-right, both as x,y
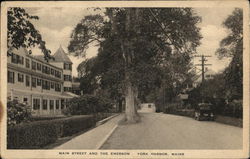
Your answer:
192,68 -> 216,88
7,46 -> 78,117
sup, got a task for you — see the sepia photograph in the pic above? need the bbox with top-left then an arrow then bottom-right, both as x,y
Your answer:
0,1 -> 249,159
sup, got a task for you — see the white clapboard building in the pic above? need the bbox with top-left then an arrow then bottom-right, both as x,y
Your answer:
7,46 -> 78,116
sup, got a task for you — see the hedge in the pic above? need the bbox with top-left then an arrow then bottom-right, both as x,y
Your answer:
30,116 -> 66,121
7,115 -> 94,149
7,120 -> 58,149
58,115 -> 94,137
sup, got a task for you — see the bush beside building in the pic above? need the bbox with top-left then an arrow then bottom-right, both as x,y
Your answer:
7,115 -> 95,149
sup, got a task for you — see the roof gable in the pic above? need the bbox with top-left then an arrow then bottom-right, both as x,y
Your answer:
53,45 -> 72,64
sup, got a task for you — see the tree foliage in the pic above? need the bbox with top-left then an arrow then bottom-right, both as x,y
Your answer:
63,95 -> 113,115
7,7 -> 51,60
70,8 -> 202,121
216,8 -> 243,99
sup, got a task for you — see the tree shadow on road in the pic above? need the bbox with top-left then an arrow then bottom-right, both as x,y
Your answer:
118,113 -> 141,125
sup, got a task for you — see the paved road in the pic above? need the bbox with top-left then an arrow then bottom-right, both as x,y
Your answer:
101,113 -> 242,149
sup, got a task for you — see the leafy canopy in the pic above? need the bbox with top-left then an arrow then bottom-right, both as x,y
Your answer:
7,7 -> 51,60
216,8 -> 243,99
70,8 -> 202,101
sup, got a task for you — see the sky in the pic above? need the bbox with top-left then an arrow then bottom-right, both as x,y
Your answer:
25,7 -> 235,77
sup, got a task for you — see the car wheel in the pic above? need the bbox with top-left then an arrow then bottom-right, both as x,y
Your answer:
197,116 -> 200,121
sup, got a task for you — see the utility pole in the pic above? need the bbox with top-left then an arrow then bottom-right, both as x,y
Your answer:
194,55 -> 212,102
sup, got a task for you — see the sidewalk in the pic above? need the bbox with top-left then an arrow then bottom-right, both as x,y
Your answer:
55,114 -> 123,149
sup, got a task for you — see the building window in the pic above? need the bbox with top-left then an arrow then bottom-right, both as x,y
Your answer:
59,72 -> 61,78
55,70 -> 62,78
20,56 -> 24,65
64,87 -> 72,92
55,71 -> 57,77
55,83 -> 61,92
18,56 -> 24,65
45,66 -> 47,74
43,66 -> 50,75
51,82 -> 54,89
7,71 -> 15,83
50,100 -> 54,110
42,65 -> 46,73
33,98 -> 40,110
42,99 -> 47,110
25,58 -> 30,68
11,54 -> 24,65
17,73 -> 24,82
32,61 -> 36,70
11,54 -> 18,64
37,78 -> 41,86
61,99 -> 65,109
37,63 -> 41,71
46,67 -> 50,74
56,100 -> 59,109
64,75 -> 72,81
64,63 -> 72,70
56,71 -> 59,77
32,77 -> 36,87
23,97 -> 28,104
17,56 -> 24,65
51,68 -> 55,75
47,81 -> 50,90
16,55 -> 20,64
55,83 -> 58,91
42,80 -> 50,90
42,80 -> 45,89
26,75 -> 30,87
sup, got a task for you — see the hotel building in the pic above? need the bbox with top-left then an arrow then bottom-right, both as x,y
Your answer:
7,46 -> 78,116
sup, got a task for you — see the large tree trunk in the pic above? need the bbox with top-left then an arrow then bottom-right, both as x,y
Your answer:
123,8 -> 141,123
125,80 -> 139,123
110,8 -> 140,123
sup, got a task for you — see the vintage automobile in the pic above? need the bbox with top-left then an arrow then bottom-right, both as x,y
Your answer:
194,103 -> 214,121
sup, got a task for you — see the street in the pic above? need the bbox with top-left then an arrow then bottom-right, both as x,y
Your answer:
101,113 -> 242,149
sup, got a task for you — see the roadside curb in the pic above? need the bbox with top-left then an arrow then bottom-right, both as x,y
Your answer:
95,124 -> 118,149
95,113 -> 120,127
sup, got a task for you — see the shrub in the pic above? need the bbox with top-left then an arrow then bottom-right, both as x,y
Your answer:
7,115 -> 95,149
223,100 -> 243,118
58,115 -> 94,137
64,95 -> 113,115
30,116 -> 66,121
7,99 -> 32,126
7,121 -> 58,149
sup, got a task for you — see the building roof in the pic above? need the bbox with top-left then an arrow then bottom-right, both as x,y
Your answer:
62,92 -> 79,98
33,55 -> 47,61
53,45 -> 72,64
11,47 -> 29,55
